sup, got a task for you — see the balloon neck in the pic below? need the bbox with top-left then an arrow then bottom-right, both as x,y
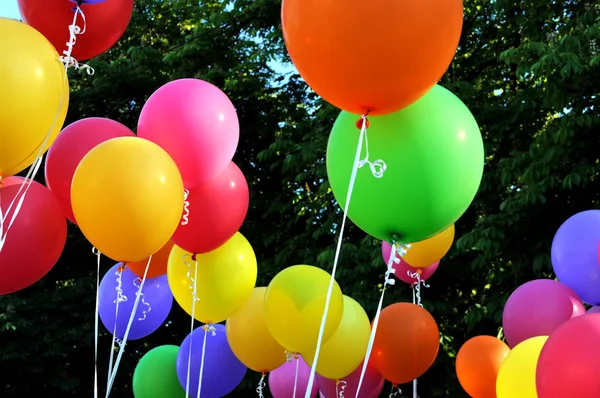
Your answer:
0,176 -> 3,188
117,263 -> 127,273
355,115 -> 370,130
191,253 -> 197,261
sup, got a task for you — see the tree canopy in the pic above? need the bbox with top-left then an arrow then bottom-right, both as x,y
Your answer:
0,0 -> 599,396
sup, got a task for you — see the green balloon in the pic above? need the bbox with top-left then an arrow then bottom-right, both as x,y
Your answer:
326,85 -> 484,243
133,345 -> 187,398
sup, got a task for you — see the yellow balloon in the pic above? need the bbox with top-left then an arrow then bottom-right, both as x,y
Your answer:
496,336 -> 548,398
168,233 -> 257,324
302,295 -> 370,379
71,137 -> 184,262
0,18 -> 69,177
226,287 -> 287,372
403,224 -> 455,268
264,265 -> 344,353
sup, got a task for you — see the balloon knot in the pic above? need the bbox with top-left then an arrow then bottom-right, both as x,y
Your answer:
117,264 -> 127,273
202,324 -> 217,336
0,177 -> 4,188
355,116 -> 370,130
191,253 -> 197,261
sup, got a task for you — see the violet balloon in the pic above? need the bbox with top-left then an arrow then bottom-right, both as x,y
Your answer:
98,263 -> 173,340
269,355 -> 318,398
502,279 -> 585,347
317,361 -> 383,398
551,210 -> 600,305
176,324 -> 246,398
382,241 -> 438,284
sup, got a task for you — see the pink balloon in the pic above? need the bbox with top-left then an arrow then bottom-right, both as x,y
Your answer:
44,117 -> 135,223
269,355 -> 318,398
137,78 -> 240,188
317,361 -> 383,398
502,279 -> 586,347
381,241 -> 439,284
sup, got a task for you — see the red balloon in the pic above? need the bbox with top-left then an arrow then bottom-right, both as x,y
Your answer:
172,162 -> 249,254
536,313 -> 600,397
45,117 -> 135,223
0,177 -> 67,295
17,0 -> 133,61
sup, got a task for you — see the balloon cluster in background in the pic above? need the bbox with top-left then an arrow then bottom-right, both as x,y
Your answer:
455,209 -> 600,398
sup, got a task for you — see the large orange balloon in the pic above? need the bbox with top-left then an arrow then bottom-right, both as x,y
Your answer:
371,303 -> 440,384
456,335 -> 510,398
404,224 -> 455,268
281,0 -> 463,115
127,240 -> 174,279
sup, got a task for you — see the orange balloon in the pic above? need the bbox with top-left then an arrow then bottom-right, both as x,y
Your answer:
281,0 -> 463,116
404,224 -> 455,268
127,240 -> 174,278
372,303 -> 440,384
456,335 -> 510,398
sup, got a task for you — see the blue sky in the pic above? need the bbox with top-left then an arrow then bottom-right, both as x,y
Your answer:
0,1 -> 19,19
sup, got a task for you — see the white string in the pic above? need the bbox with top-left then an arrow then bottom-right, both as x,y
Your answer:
305,115 -> 385,397
357,127 -> 387,178
92,248 -> 101,398
256,373 -> 266,398
407,271 -> 429,308
106,266 -> 127,391
337,381 -> 347,398
133,276 -> 151,321
181,189 -> 190,226
105,256 -> 152,397
389,385 -> 402,397
412,289 -> 417,398
293,355 -> 300,398
184,254 -> 200,397
59,6 -> 95,74
196,324 -> 216,398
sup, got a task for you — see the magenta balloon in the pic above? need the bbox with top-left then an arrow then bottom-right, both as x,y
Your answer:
588,306 -> 600,314
137,78 -> 240,188
269,355 -> 318,398
317,361 -> 383,398
381,241 -> 439,284
502,279 -> 585,347
367,379 -> 385,398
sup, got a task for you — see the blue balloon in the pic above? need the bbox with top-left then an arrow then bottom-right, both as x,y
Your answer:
98,263 -> 173,340
551,210 -> 600,305
176,324 -> 246,398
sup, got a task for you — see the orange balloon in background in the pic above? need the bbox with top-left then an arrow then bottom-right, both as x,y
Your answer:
404,224 -> 455,268
456,335 -> 510,398
281,0 -> 463,116
371,303 -> 440,384
127,240 -> 174,278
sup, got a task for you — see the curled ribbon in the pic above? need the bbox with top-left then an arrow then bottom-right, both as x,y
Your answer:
133,277 -> 151,321
181,189 -> 190,226
58,6 -> 95,74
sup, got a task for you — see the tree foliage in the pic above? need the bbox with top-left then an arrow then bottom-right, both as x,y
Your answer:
0,0 -> 599,396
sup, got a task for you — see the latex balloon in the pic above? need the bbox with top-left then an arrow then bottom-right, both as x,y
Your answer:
168,233 -> 257,324
264,265 -> 344,353
456,335 -> 510,398
536,314 -> 600,397
371,303 -> 439,384
71,137 -> 184,262
303,295 -> 370,379
326,85 -> 484,243
551,210 -> 600,304
382,242 -> 439,285
133,345 -> 186,398
0,178 -> 67,294
138,79 -> 240,188
402,224 -> 455,268
269,355 -> 318,398
496,336 -> 547,398
226,287 -> 287,373
127,240 -> 175,279
502,279 -> 584,347
281,0 -> 462,115
317,361 -> 383,398
18,0 -> 133,61
45,117 -> 135,223
0,18 -> 69,178
172,161 -> 249,254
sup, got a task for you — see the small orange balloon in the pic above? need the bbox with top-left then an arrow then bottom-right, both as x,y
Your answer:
127,240 -> 174,278
456,335 -> 510,398
372,303 -> 440,384
404,224 -> 455,268
281,0 -> 463,115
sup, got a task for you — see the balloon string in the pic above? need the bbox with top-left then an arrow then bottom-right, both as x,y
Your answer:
407,272 -> 429,307
105,256 -> 152,397
256,373 -> 266,398
357,123 -> 387,178
305,115 -> 380,397
354,242 -> 399,398
93,247 -> 101,398
181,189 -> 190,226
196,324 -> 216,398
389,385 -> 402,397
293,354 -> 300,398
412,289 -> 418,398
336,380 -> 347,398
106,266 -> 127,391
184,256 -> 199,397
133,277 -> 151,321
59,6 -> 95,74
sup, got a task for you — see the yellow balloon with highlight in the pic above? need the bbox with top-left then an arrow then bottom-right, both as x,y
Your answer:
71,137 -> 184,262
0,18 -> 69,177
168,233 -> 257,324
403,224 -> 455,268
264,265 -> 344,354
302,295 -> 370,379
226,287 -> 287,373
496,336 -> 548,398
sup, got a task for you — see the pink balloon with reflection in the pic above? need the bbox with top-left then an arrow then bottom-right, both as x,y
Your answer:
269,355 -> 317,398
317,360 -> 383,398
381,241 -> 439,284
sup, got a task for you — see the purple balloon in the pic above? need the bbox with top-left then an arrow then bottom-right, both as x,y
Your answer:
269,355 -> 318,398
552,210 -> 600,305
588,306 -> 600,314
317,361 -> 383,398
176,324 -> 246,398
502,279 -> 585,347
98,263 -> 173,340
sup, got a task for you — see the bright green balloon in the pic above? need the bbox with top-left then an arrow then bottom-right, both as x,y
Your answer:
133,345 -> 187,398
326,85 -> 484,243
